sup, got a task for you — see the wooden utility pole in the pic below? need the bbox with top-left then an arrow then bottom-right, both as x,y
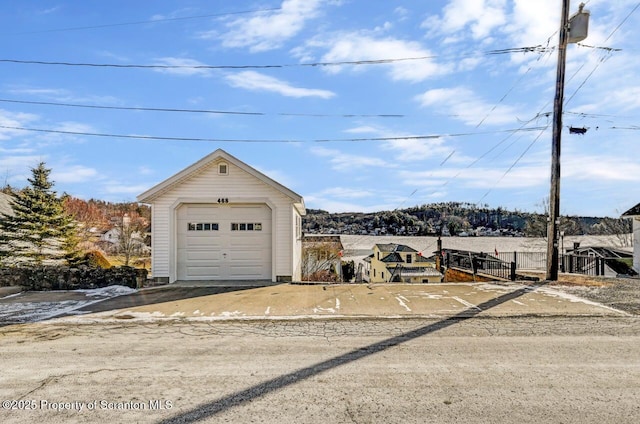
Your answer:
546,0 -> 571,281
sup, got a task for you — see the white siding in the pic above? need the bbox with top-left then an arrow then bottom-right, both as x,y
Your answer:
634,219 -> 640,273
149,158 -> 297,282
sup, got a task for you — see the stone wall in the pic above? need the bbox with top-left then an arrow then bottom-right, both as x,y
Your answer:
0,266 -> 148,290
444,267 -> 494,283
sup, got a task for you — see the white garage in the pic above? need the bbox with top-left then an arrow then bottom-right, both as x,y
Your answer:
137,149 -> 306,283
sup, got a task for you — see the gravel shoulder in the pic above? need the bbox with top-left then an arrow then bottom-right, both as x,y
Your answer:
523,273 -> 640,315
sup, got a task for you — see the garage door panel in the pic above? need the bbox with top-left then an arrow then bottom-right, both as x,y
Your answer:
186,237 -> 223,248
186,265 -> 222,277
226,270 -> 263,279
177,203 -> 271,280
186,250 -> 221,261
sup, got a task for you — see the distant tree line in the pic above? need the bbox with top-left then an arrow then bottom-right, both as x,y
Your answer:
302,202 -> 632,240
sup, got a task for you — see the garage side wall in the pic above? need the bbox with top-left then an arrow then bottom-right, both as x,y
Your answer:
292,207 -> 303,281
149,159 -> 297,282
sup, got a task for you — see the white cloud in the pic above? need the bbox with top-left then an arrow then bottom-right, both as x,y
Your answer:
303,32 -> 448,83
315,187 -> 374,199
213,0 -> 327,52
7,87 -> 68,97
415,86 -> 521,126
52,166 -> 99,183
403,164 -> 549,190
0,109 -> 39,140
344,124 -> 454,162
423,0 -> 508,40
138,166 -> 154,176
344,126 -> 381,134
53,122 -> 96,134
504,0 -> 558,47
564,154 -> 640,182
103,182 -> 152,195
0,156 -> 42,171
310,146 -> 388,171
226,71 -> 335,99
153,57 -> 212,77
7,85 -> 120,105
382,137 -> 451,162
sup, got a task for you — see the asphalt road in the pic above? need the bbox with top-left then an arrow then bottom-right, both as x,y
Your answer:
1,316 -> 639,424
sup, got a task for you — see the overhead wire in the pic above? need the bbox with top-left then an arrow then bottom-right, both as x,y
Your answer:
0,124 -> 549,144
0,46 -> 552,71
0,98 -> 404,118
400,44 -> 557,214
476,1 -> 640,206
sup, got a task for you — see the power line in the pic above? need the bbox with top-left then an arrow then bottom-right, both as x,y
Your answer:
0,46 -> 553,71
565,2 -> 639,107
0,124 -> 549,144
0,98 -> 404,118
11,7 -> 282,35
476,125 -> 550,204
603,1 -> 640,43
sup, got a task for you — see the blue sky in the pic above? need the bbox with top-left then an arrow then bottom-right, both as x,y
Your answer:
1,0 -> 639,217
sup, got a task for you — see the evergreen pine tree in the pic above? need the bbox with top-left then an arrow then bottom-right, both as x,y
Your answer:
0,162 -> 80,265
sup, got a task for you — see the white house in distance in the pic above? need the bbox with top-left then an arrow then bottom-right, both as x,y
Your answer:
137,149 -> 306,283
622,203 -> 640,274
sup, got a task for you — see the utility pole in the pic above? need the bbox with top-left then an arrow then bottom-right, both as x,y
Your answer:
546,0 -> 570,281
546,2 -> 589,281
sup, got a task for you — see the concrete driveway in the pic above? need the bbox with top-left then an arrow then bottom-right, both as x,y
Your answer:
46,282 -> 628,324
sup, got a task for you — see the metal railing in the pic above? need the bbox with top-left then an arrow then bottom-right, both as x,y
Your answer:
446,252 -> 516,281
496,251 -> 610,276
447,251 -> 615,279
496,252 -> 546,271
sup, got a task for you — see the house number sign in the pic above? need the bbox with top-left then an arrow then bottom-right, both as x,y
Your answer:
217,198 -> 229,204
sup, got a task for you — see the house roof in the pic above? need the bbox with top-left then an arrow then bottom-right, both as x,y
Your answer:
137,149 -> 306,215
0,192 -> 14,218
374,243 -> 418,253
381,252 -> 404,263
381,252 -> 435,264
621,202 -> 640,217
567,246 -> 632,258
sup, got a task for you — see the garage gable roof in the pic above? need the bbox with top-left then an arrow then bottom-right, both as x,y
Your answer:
622,202 -> 640,218
137,149 -> 305,213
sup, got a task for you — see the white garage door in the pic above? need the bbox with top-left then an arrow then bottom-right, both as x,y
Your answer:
177,204 -> 272,280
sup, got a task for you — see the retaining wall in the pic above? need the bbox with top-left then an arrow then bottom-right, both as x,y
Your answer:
0,266 -> 147,290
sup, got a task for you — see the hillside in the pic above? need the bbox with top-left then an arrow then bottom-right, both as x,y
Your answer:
302,202 -> 630,239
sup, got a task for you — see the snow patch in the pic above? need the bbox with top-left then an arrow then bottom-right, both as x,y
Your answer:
0,285 -> 138,324
395,295 -> 412,312
452,296 -> 481,311
219,311 -> 243,317
77,285 -> 137,298
313,306 -> 336,314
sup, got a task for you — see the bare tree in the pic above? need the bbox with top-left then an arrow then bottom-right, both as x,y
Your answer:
113,213 -> 147,266
301,241 -> 342,282
590,215 -> 633,247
